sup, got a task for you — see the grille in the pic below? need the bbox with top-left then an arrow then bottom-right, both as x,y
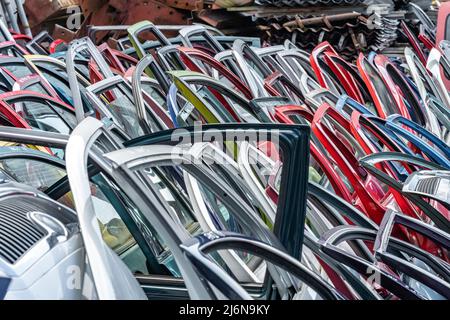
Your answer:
415,177 -> 440,195
0,197 -> 48,264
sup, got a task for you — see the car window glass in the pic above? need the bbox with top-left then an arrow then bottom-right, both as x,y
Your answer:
438,55 -> 450,81
317,59 -> 345,95
329,56 -> 373,102
191,82 -> 256,122
57,172 -> 168,276
360,59 -> 397,115
0,157 -> 66,191
0,113 -> 13,125
285,56 -> 316,80
0,83 -> 10,94
136,166 -> 201,276
24,81 -> 48,95
48,101 -> 77,127
2,63 -> 32,79
182,164 -> 261,273
38,68 -> 73,97
13,100 -> 74,134
97,87 -> 145,138
0,47 -> 22,57
187,56 -> 242,95
195,181 -> 257,271
36,66 -> 94,112
328,118 -> 365,159
91,186 -> 149,274
243,57 -> 265,80
140,163 -> 263,276
195,85 -> 236,122
397,121 -> 447,158
207,161 -> 259,207
178,100 -> 202,126
190,39 -> 216,56
117,56 -> 134,70
73,61 -> 90,79
144,167 -> 198,231
385,64 -> 425,125
141,82 -> 167,110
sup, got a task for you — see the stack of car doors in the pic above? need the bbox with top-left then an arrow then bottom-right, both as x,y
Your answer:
0,16 -> 448,301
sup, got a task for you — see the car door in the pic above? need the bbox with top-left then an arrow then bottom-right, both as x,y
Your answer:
66,118 -> 312,298
126,124 -> 383,299
168,70 -> 259,124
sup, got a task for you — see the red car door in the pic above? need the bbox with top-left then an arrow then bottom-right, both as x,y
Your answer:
98,43 -> 138,75
311,42 -> 365,104
177,46 -> 253,99
274,104 -> 353,202
436,2 -> 450,44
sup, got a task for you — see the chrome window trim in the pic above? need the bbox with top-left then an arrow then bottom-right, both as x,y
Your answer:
178,25 -> 224,53
404,47 -> 443,138
0,19 -> 14,42
169,70 -> 258,122
0,126 -> 69,148
66,117 -> 148,299
132,55 -> 159,132
299,73 -> 321,97
359,151 -> 450,231
180,231 -> 343,300
213,49 -> 246,85
23,55 -> 91,87
318,225 -> 426,299
85,75 -> 133,134
373,210 -> 450,298
131,55 -> 172,131
156,44 -> 187,73
426,48 -> 450,109
126,21 -> 173,60
103,143 -> 295,293
66,37 -> 114,122
187,140 -> 277,238
237,141 -> 277,222
276,49 -> 312,84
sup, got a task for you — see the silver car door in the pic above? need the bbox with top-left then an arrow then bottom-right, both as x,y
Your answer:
187,141 -> 275,222
427,48 -> 450,109
130,54 -> 174,129
178,25 -> 224,53
405,47 -> 444,139
85,75 -> 167,136
237,141 -> 277,222
66,37 -> 114,122
66,117 -> 220,299
66,117 -> 147,299
103,143 -> 296,296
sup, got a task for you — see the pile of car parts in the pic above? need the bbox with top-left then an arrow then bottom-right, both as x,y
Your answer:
24,0 -> 197,40
18,0 -> 439,60
0,2 -> 449,301
258,11 -> 401,60
255,0 -> 365,6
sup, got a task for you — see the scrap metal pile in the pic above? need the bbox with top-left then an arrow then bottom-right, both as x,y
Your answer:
0,1 -> 449,301
16,0 -> 439,59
